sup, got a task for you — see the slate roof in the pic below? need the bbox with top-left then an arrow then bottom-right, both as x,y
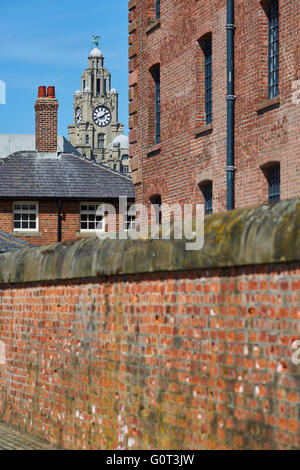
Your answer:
0,152 -> 135,199
0,231 -> 35,253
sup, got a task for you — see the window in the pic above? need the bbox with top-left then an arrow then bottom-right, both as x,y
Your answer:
150,194 -> 162,224
204,38 -> 212,125
80,204 -> 104,232
124,205 -> 136,231
97,79 -> 100,96
200,183 -> 213,215
268,0 -> 279,99
267,165 -> 280,202
98,134 -> 105,149
83,80 -> 86,90
155,0 -> 160,19
85,134 -> 89,144
152,66 -> 160,144
121,164 -> 129,174
13,202 -> 38,231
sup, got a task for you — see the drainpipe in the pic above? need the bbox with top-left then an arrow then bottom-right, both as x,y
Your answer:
57,199 -> 62,242
226,0 -> 236,211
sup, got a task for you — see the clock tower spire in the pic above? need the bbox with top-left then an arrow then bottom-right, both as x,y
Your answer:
68,39 -> 129,174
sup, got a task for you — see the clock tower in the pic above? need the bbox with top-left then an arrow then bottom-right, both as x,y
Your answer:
68,39 -> 129,172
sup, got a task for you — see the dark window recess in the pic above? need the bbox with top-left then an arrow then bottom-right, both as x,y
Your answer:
268,165 -> 280,202
202,183 -> 213,215
85,134 -> 89,144
155,0 -> 160,19
204,38 -> 212,125
268,0 -> 279,99
83,80 -> 86,90
152,67 -> 160,144
97,79 -> 100,95
150,194 -> 162,224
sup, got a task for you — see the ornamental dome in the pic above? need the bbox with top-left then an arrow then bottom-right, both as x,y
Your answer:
89,47 -> 103,58
112,135 -> 129,150
110,88 -> 117,94
74,90 -> 81,96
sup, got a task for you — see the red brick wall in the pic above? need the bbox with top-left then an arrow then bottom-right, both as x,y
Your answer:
0,200 -> 122,246
0,264 -> 299,449
35,98 -> 59,153
129,0 -> 300,212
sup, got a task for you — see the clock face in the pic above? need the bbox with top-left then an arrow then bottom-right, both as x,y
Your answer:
93,106 -> 112,127
75,107 -> 82,127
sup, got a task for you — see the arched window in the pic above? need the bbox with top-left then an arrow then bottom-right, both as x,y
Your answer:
150,65 -> 160,145
261,161 -> 280,203
150,194 -> 162,224
199,180 -> 213,215
266,164 -> 280,203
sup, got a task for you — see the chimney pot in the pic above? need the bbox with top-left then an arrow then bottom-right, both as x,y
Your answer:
47,86 -> 55,98
38,86 -> 46,98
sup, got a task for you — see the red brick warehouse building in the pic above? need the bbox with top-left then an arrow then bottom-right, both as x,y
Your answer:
128,0 -> 300,214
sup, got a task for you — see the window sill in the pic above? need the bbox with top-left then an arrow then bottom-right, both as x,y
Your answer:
146,19 -> 161,34
11,231 -> 41,237
147,143 -> 161,157
194,123 -> 213,137
256,96 -> 280,115
76,231 -> 103,237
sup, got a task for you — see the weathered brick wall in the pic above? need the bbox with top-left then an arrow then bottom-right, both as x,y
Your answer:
0,200 -> 299,449
129,0 -> 300,211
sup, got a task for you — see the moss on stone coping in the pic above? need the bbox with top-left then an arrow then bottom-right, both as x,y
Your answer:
0,199 -> 299,284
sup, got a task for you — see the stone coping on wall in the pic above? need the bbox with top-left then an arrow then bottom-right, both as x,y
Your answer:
0,199 -> 299,285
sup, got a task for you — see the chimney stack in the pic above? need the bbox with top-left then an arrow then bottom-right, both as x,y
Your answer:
35,86 -> 59,153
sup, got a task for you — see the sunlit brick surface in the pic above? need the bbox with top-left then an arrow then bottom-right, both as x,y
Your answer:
0,265 -> 299,449
129,0 -> 300,211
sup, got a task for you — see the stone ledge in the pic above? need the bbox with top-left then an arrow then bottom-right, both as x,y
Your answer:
146,19 -> 161,34
194,123 -> 213,137
147,143 -> 161,157
0,199 -> 300,284
256,96 -> 280,114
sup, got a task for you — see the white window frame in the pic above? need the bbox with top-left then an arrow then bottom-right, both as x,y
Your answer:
80,203 -> 105,233
13,201 -> 39,232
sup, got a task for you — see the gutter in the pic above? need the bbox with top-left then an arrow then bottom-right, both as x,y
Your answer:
226,0 -> 236,210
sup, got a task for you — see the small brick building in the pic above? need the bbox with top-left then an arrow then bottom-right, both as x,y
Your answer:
128,0 -> 300,214
0,86 -> 134,245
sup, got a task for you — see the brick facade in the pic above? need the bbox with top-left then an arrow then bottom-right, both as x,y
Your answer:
0,265 -> 299,449
129,0 -> 300,212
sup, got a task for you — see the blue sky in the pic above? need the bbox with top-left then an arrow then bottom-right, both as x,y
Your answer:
0,0 -> 128,136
